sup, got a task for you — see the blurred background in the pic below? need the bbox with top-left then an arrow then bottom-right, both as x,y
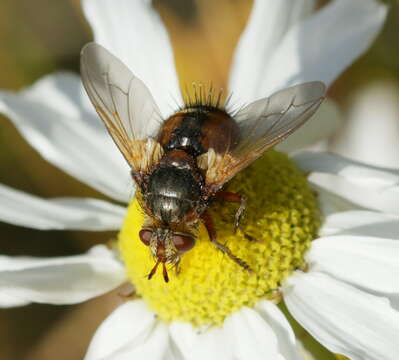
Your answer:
0,0 -> 398,359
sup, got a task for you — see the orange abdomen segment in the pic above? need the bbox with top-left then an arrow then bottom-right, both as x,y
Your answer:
158,107 -> 240,155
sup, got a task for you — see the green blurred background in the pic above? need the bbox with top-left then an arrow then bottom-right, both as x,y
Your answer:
0,0 -> 398,359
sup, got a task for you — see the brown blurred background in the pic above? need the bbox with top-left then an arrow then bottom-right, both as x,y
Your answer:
0,0 -> 398,359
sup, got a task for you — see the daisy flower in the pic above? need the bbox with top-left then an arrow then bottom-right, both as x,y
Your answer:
0,0 -> 392,359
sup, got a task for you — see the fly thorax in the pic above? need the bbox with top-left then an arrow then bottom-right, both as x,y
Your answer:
146,166 -> 201,224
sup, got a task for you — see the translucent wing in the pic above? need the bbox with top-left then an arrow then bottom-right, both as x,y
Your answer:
199,82 -> 326,192
80,42 -> 164,174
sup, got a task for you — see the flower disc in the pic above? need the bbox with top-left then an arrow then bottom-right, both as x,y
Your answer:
119,151 -> 320,326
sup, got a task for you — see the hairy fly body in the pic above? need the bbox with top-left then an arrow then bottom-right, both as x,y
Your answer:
81,43 -> 326,282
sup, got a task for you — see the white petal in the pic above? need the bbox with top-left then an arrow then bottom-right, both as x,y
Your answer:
0,183 -> 125,231
256,301 -> 302,360
321,210 -> 399,238
0,292 -> 30,308
170,322 -> 232,360
277,99 -> 342,154
228,0 -> 315,104
307,235 -> 399,295
294,152 -> 399,214
85,300 -> 172,360
315,185 -> 360,216
0,245 -> 126,306
85,301 -> 155,359
0,73 -> 131,202
259,0 -> 387,95
294,152 -> 399,187
83,0 -> 182,118
170,305 -> 301,360
125,323 -> 172,360
310,172 -> 399,215
331,80 -> 399,169
284,271 -> 399,360
390,295 -> 399,313
224,307 -> 286,360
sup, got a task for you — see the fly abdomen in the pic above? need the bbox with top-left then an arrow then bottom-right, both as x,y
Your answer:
164,113 -> 205,156
158,107 -> 240,156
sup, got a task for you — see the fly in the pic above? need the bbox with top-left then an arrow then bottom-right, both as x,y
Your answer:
80,43 -> 326,282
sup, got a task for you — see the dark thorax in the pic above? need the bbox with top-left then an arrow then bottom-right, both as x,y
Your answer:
145,149 -> 204,224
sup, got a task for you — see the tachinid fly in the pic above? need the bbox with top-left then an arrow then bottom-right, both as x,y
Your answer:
80,43 -> 326,282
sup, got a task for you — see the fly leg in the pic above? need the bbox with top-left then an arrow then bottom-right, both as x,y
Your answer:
174,258 -> 181,276
214,191 -> 246,232
201,211 -> 252,272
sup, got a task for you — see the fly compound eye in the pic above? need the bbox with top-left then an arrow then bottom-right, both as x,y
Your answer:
139,229 -> 153,246
172,234 -> 195,252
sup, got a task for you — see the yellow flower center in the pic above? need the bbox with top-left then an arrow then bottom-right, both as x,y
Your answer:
118,151 -> 320,326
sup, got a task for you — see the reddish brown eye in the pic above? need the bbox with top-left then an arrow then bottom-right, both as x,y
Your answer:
172,234 -> 195,252
139,229 -> 153,246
